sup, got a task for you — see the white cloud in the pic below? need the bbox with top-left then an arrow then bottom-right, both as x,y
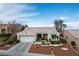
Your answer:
49,24 -> 54,27
51,16 -> 69,20
49,21 -> 79,29
25,21 -> 52,27
0,4 -> 38,24
65,22 -> 79,27
58,16 -> 69,20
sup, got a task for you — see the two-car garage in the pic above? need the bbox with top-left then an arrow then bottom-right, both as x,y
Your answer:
17,29 -> 36,42
19,35 -> 36,42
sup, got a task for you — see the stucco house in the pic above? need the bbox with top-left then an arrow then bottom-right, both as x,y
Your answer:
17,27 -> 59,42
0,24 -> 22,34
64,29 -> 79,42
64,29 -> 79,51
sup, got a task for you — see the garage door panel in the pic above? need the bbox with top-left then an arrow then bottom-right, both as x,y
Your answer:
20,36 -> 35,42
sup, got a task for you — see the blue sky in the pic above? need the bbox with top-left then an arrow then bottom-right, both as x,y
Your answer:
0,3 -> 79,29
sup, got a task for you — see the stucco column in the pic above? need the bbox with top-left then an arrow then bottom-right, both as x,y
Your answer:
48,33 -> 51,40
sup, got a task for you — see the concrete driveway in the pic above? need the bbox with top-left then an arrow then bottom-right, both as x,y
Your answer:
0,42 -> 32,56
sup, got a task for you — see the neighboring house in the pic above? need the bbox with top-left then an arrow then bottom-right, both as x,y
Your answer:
0,24 -> 22,34
64,29 -> 79,52
64,29 -> 79,42
17,27 -> 59,42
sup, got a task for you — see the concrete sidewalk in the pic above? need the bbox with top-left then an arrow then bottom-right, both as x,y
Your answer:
27,53 -> 52,56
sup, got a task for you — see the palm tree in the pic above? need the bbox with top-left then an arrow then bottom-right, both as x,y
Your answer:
54,19 -> 67,40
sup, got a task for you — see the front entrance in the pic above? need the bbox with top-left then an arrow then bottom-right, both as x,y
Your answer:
43,34 -> 48,39
1,29 -> 6,34
36,33 -> 48,40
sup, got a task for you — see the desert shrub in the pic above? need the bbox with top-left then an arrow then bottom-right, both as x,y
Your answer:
15,40 -> 20,43
49,39 -> 51,42
60,33 -> 64,37
7,40 -> 14,44
51,41 -> 61,44
71,41 -> 77,49
36,38 -> 41,42
60,39 -> 67,44
46,39 -> 48,42
41,38 -> 45,40
41,40 -> 46,45
56,41 -> 61,44
46,43 -> 49,45
71,41 -> 76,46
3,37 -> 8,42
0,33 -> 12,37
51,34 -> 57,39
50,41 -> 56,44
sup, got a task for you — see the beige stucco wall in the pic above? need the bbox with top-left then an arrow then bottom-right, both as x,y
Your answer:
17,27 -> 59,40
0,24 -> 21,34
0,25 -> 11,34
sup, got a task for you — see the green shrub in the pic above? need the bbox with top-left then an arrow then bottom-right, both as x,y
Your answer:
7,40 -> 14,44
0,33 -> 12,37
41,40 -> 46,45
41,38 -> 45,40
36,38 -> 41,42
3,38 -> 8,42
15,40 -> 20,43
56,41 -> 61,44
49,39 -> 51,42
46,43 -> 49,45
51,34 -> 57,39
51,41 -> 56,44
46,39 -> 48,42
51,41 -> 61,44
60,33 -> 64,37
60,39 -> 67,44
71,41 -> 76,46
1,35 -> 11,42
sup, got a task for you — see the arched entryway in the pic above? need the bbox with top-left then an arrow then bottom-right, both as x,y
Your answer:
1,28 -> 6,34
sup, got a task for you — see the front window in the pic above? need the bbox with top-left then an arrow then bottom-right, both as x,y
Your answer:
37,34 -> 42,39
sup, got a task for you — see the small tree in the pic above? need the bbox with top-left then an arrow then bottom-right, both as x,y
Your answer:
21,25 -> 28,31
54,19 -> 67,40
25,25 -> 28,27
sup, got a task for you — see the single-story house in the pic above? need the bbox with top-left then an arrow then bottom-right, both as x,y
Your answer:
17,27 -> 59,42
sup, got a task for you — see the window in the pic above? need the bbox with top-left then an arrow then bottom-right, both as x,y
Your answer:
37,34 -> 42,39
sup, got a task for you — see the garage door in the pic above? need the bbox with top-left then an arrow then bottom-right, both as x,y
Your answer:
20,35 -> 35,42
